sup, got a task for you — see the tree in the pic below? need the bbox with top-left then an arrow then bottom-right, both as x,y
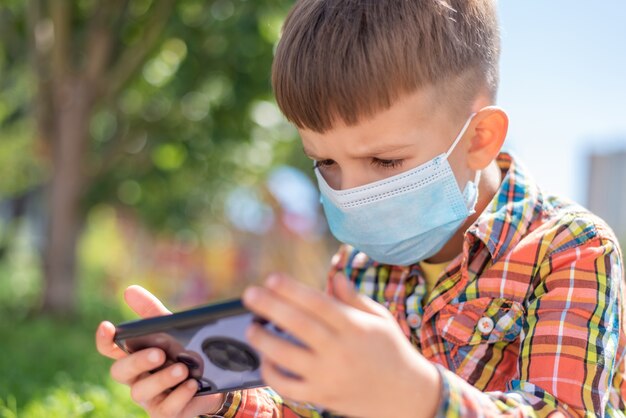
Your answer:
0,0 -> 297,316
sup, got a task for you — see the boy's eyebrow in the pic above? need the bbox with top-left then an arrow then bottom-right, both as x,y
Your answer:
302,146 -> 321,159
355,143 -> 414,157
302,143 -> 414,160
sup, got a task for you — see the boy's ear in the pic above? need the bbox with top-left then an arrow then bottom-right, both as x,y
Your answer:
466,106 -> 508,170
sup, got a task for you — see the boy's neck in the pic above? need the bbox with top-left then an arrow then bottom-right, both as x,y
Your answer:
424,159 -> 502,264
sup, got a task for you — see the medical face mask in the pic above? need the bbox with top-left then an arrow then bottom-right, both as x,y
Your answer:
314,114 -> 480,266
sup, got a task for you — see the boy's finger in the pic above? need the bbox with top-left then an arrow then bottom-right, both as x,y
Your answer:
243,286 -> 334,348
259,357 -> 308,404
124,285 -> 171,318
246,322 -> 313,376
129,363 -> 189,404
110,348 -> 166,385
331,273 -> 389,318
151,379 -> 198,417
96,321 -> 127,360
256,274 -> 351,331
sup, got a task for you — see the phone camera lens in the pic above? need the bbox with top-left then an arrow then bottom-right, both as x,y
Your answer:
202,338 -> 259,372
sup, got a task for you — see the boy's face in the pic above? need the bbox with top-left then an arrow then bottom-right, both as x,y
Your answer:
299,86 -> 475,190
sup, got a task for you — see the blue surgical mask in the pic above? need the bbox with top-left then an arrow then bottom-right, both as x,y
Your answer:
314,114 -> 480,266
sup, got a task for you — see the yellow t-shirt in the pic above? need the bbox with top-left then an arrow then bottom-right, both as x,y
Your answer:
419,259 -> 450,297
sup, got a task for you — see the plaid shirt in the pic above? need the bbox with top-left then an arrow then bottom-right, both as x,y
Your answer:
212,153 -> 626,417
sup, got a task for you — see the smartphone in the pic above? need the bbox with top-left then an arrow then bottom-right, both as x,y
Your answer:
114,298 -> 303,396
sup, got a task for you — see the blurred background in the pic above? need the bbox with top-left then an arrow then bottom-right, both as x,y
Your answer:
0,1 -> 624,416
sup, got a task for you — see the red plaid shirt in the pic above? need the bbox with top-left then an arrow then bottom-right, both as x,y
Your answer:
213,153 -> 626,417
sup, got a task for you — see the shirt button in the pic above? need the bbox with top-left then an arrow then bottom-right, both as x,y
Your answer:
477,316 -> 495,334
407,313 -> 422,329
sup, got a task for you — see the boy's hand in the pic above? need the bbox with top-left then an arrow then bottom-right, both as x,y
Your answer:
242,273 -> 441,418
95,285 -> 225,418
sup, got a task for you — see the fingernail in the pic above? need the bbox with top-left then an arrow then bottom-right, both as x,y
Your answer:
99,323 -> 107,337
265,274 -> 280,288
171,364 -> 185,378
244,287 -> 259,302
187,379 -> 199,390
148,350 -> 161,363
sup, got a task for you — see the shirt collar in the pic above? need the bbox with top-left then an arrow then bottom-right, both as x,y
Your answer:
466,152 -> 544,263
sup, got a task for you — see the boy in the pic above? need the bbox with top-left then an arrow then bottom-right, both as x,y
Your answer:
96,0 -> 626,416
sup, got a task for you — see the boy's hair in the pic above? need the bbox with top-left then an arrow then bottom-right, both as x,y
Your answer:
272,0 -> 500,132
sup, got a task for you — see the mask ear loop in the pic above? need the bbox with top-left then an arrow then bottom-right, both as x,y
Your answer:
473,168 -> 482,188
446,113 -> 482,207
445,113 -> 477,159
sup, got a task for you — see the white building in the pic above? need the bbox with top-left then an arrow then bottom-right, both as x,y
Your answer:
586,150 -> 626,243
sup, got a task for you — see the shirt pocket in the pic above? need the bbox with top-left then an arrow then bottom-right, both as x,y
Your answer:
435,297 -> 525,390
435,297 -> 525,373
436,297 -> 525,344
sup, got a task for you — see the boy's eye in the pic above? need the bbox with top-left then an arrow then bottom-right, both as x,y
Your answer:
313,159 -> 336,169
314,158 -> 403,170
372,158 -> 403,169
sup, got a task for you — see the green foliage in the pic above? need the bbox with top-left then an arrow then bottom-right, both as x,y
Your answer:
82,0 -> 303,232
0,315 -> 146,417
0,4 -> 43,197
0,220 -> 143,415
0,221 -> 42,319
0,222 -> 146,417
0,0 -> 311,412
0,0 -> 305,229
0,122 -> 46,196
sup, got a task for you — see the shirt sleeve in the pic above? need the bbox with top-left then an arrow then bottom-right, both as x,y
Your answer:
207,387 -> 338,417
434,234 -> 624,417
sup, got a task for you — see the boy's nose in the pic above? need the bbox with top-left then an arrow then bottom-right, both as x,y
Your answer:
318,165 -> 376,190
336,173 -> 372,190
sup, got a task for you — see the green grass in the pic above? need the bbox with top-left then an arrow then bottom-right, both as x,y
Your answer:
0,209 -> 156,416
0,308 -> 149,418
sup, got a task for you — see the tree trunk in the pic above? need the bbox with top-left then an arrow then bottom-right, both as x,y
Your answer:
41,77 -> 92,316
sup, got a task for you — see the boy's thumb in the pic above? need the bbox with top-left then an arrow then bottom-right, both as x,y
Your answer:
124,285 -> 171,318
331,273 -> 388,317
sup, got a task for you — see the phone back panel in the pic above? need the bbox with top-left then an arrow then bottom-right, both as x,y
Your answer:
114,300 -> 268,395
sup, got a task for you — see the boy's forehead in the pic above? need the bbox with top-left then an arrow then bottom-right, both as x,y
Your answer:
298,87 -> 451,155
299,124 -> 429,162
